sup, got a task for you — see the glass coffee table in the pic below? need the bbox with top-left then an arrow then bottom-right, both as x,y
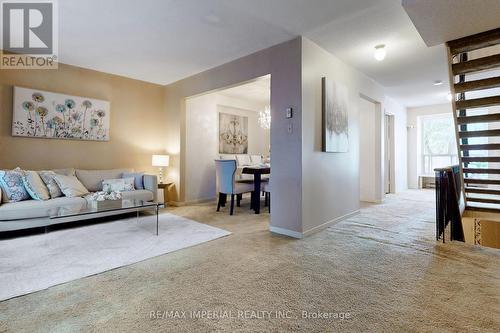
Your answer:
48,200 -> 165,235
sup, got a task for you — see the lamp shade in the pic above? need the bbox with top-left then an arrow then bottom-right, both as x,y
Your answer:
152,154 -> 169,167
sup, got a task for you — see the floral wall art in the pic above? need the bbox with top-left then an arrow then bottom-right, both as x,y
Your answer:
12,87 -> 111,141
219,112 -> 248,154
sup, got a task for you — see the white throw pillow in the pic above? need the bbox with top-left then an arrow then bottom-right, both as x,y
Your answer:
102,178 -> 135,193
22,170 -> 50,200
236,155 -> 251,166
53,174 -> 89,198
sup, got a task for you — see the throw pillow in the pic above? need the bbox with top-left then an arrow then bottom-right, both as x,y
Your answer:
121,172 -> 144,190
53,174 -> 89,197
0,167 -> 30,203
102,178 -> 135,193
22,170 -> 50,200
38,170 -> 63,198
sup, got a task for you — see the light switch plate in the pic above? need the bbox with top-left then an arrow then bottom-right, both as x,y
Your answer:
286,107 -> 293,118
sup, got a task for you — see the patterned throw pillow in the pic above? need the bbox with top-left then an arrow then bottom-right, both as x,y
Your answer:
102,178 -> 135,193
38,170 -> 63,198
121,172 -> 144,190
0,167 -> 30,203
22,170 -> 50,200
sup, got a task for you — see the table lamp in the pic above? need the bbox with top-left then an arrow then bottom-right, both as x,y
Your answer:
152,154 -> 169,184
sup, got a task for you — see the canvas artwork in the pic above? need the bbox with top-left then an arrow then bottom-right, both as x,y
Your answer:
322,77 -> 349,152
219,112 -> 248,154
12,86 -> 111,141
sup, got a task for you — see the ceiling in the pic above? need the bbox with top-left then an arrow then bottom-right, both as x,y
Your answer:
219,76 -> 270,106
403,0 -> 500,46
57,0 -> 498,107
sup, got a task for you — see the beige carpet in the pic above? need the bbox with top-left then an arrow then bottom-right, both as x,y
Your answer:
1,190 -> 499,332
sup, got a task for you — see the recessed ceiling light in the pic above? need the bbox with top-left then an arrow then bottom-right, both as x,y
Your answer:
433,80 -> 443,86
374,44 -> 386,61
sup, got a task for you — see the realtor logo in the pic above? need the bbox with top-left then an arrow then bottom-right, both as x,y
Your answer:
1,0 -> 58,69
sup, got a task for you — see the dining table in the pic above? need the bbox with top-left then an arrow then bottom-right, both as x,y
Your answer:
241,165 -> 271,214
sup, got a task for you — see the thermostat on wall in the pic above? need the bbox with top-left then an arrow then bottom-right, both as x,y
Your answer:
286,107 -> 293,118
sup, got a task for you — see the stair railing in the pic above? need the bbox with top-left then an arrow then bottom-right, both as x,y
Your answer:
434,165 -> 465,242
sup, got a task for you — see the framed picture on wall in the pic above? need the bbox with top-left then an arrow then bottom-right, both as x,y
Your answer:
219,112 -> 248,154
12,86 -> 111,141
322,77 -> 349,152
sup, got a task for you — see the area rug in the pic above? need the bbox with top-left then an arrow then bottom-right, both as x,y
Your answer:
0,213 -> 231,301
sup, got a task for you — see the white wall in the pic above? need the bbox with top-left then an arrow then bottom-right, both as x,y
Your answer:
359,98 -> 378,202
301,38 -> 408,235
407,103 -> 453,188
385,96 -> 408,193
185,93 -> 269,202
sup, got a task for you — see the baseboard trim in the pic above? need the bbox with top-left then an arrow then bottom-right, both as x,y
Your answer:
302,210 -> 360,237
269,226 -> 303,239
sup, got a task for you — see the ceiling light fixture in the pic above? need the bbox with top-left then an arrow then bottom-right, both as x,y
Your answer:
374,44 -> 386,61
258,105 -> 271,130
433,80 -> 443,86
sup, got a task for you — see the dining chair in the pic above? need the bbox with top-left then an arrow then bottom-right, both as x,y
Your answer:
262,179 -> 271,213
215,159 -> 254,215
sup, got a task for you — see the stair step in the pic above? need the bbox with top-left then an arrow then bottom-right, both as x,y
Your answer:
466,205 -> 500,213
462,156 -> 500,163
455,95 -> 500,110
459,129 -> 500,138
466,197 -> 500,204
463,168 -> 500,174
448,28 -> 500,55
454,76 -> 500,93
465,187 -> 500,195
457,112 -> 500,124
461,144 -> 500,150
452,54 -> 500,75
464,178 -> 500,185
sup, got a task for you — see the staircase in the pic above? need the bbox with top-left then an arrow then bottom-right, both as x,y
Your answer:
447,28 -> 500,213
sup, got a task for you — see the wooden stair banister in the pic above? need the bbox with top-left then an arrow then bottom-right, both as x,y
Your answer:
448,28 -> 500,55
443,27 -> 500,229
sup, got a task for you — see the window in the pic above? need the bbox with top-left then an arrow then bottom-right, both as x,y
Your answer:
420,114 -> 458,174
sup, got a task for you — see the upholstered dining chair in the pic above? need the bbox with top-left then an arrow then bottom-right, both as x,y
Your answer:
215,160 -> 254,215
262,179 -> 271,213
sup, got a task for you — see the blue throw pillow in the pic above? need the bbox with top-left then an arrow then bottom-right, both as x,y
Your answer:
122,172 -> 144,190
0,168 -> 30,202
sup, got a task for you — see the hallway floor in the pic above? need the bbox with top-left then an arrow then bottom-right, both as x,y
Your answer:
1,190 -> 499,332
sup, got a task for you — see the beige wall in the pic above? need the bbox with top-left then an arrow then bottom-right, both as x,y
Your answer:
0,63 -> 166,175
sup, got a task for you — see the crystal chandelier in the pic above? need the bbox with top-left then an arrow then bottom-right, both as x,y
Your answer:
258,105 -> 271,130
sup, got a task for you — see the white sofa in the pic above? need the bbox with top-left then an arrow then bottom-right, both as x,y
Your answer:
0,168 -> 157,232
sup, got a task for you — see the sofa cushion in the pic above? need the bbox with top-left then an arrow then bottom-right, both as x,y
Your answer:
22,170 -> 50,200
75,169 -> 133,192
0,197 -> 87,220
0,168 -> 30,203
250,155 -> 263,164
102,178 -> 135,192
122,172 -> 144,190
52,168 -> 76,176
121,190 -> 154,202
54,175 -> 89,198
236,155 -> 251,166
38,170 -> 63,199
